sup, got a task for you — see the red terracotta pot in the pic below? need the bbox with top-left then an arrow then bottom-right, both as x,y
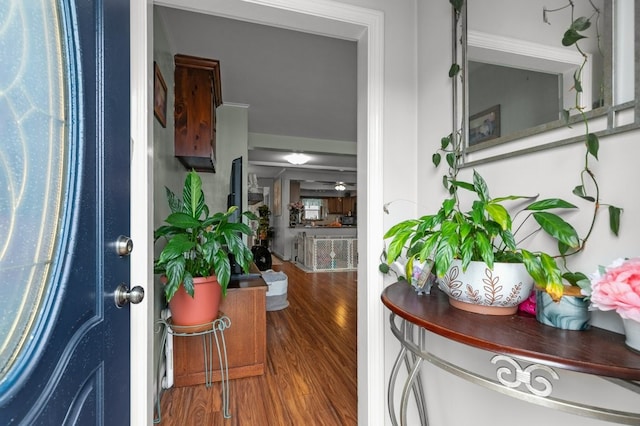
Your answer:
168,275 -> 222,326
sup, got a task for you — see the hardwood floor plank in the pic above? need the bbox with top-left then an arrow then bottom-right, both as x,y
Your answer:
158,262 -> 357,425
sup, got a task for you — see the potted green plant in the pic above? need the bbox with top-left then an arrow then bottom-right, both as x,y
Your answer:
384,168 -> 586,313
257,204 -> 272,245
154,170 -> 256,326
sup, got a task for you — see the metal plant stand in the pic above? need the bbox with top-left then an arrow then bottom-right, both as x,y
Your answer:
154,315 -> 232,423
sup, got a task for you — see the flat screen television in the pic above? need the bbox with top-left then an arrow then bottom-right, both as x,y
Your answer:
227,156 -> 243,275
227,156 -> 242,224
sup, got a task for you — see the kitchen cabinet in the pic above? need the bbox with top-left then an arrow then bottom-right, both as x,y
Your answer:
343,196 -> 356,215
174,54 -> 222,172
327,197 -> 343,214
327,196 -> 357,215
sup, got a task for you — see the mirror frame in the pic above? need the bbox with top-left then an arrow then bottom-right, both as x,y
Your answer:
454,1 -> 640,166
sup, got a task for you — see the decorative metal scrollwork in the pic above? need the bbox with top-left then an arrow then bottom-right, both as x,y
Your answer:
491,355 -> 560,397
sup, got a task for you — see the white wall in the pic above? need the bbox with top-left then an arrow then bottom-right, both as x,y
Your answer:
405,1 -> 640,425
152,8 -> 181,403
209,103 -> 249,215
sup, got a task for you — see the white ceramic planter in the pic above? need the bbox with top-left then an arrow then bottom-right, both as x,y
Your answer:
622,318 -> 640,353
438,259 -> 534,315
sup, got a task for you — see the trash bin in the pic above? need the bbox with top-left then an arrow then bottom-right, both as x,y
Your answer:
261,270 -> 288,311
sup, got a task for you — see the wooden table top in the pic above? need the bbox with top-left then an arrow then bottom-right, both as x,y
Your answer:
381,281 -> 640,381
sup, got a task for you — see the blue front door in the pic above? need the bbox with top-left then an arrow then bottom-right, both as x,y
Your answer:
0,0 -> 131,424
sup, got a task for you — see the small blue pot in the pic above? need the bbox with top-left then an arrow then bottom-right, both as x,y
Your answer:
536,290 -> 590,330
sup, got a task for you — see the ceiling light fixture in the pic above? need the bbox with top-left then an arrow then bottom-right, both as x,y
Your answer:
284,153 -> 310,165
335,182 -> 346,191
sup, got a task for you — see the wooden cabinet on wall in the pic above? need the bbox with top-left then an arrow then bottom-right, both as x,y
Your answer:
327,197 -> 343,214
174,54 -> 222,172
327,196 -> 357,215
343,196 -> 356,215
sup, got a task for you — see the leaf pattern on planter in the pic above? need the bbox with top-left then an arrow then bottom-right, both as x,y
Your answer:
503,282 -> 525,306
482,267 -> 503,305
442,265 -> 463,297
464,284 -> 482,304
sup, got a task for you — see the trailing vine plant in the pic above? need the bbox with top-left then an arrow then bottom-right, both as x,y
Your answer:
428,0 -> 622,296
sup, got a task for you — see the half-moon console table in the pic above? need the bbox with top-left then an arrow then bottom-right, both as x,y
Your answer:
381,281 -> 640,425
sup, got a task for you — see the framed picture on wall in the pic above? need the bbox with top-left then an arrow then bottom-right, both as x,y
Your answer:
273,178 -> 282,216
469,104 -> 500,146
153,62 -> 167,128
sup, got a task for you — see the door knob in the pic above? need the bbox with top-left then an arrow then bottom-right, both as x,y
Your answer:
114,283 -> 145,307
115,235 -> 133,256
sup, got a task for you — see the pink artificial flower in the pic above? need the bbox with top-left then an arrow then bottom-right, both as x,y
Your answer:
589,257 -> 640,323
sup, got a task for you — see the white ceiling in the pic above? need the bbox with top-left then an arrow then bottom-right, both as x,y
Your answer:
156,6 -> 358,185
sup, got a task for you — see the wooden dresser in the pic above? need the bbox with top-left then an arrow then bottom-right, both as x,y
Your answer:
172,274 -> 267,387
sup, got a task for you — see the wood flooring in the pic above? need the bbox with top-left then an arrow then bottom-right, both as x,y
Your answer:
157,262 -> 358,425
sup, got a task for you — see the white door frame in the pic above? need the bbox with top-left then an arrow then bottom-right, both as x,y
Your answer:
131,1 -> 386,424
130,0 -> 155,424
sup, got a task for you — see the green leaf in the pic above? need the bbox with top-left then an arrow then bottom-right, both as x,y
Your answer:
442,197 -> 456,215
405,255 -> 416,282
181,273 -> 195,298
432,152 -> 441,167
433,221 -> 459,276
165,187 -> 183,214
521,250 -> 545,285
378,263 -> 390,274
571,17 -> 591,32
459,236 -> 475,267
472,170 -> 490,201
562,271 -> 588,286
384,219 -> 419,239
574,73 -> 583,93
213,250 -> 231,295
532,212 -> 580,248
165,212 -> 202,229
441,136 -> 451,149
572,185 -> 595,202
442,175 -> 449,190
458,221 -> 472,241
449,63 -> 460,78
164,256 -> 187,300
157,234 -> 195,265
386,229 -> 415,262
449,0 -> 464,13
474,232 -> 493,268
446,152 -> 456,168
562,29 -> 587,46
499,229 -> 517,251
609,206 -> 622,236
450,179 -> 475,192
492,194 -> 534,203
540,253 -> 564,299
526,198 -> 577,211
183,170 -> 205,219
485,203 -> 511,230
587,133 -> 599,159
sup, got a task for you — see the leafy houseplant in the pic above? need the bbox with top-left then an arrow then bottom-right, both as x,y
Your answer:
154,170 -> 256,302
257,204 -> 273,244
384,170 -> 583,301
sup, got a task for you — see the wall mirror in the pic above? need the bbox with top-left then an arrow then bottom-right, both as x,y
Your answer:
457,0 -> 639,165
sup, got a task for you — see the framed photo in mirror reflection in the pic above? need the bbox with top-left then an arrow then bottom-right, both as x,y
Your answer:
469,104 -> 500,146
